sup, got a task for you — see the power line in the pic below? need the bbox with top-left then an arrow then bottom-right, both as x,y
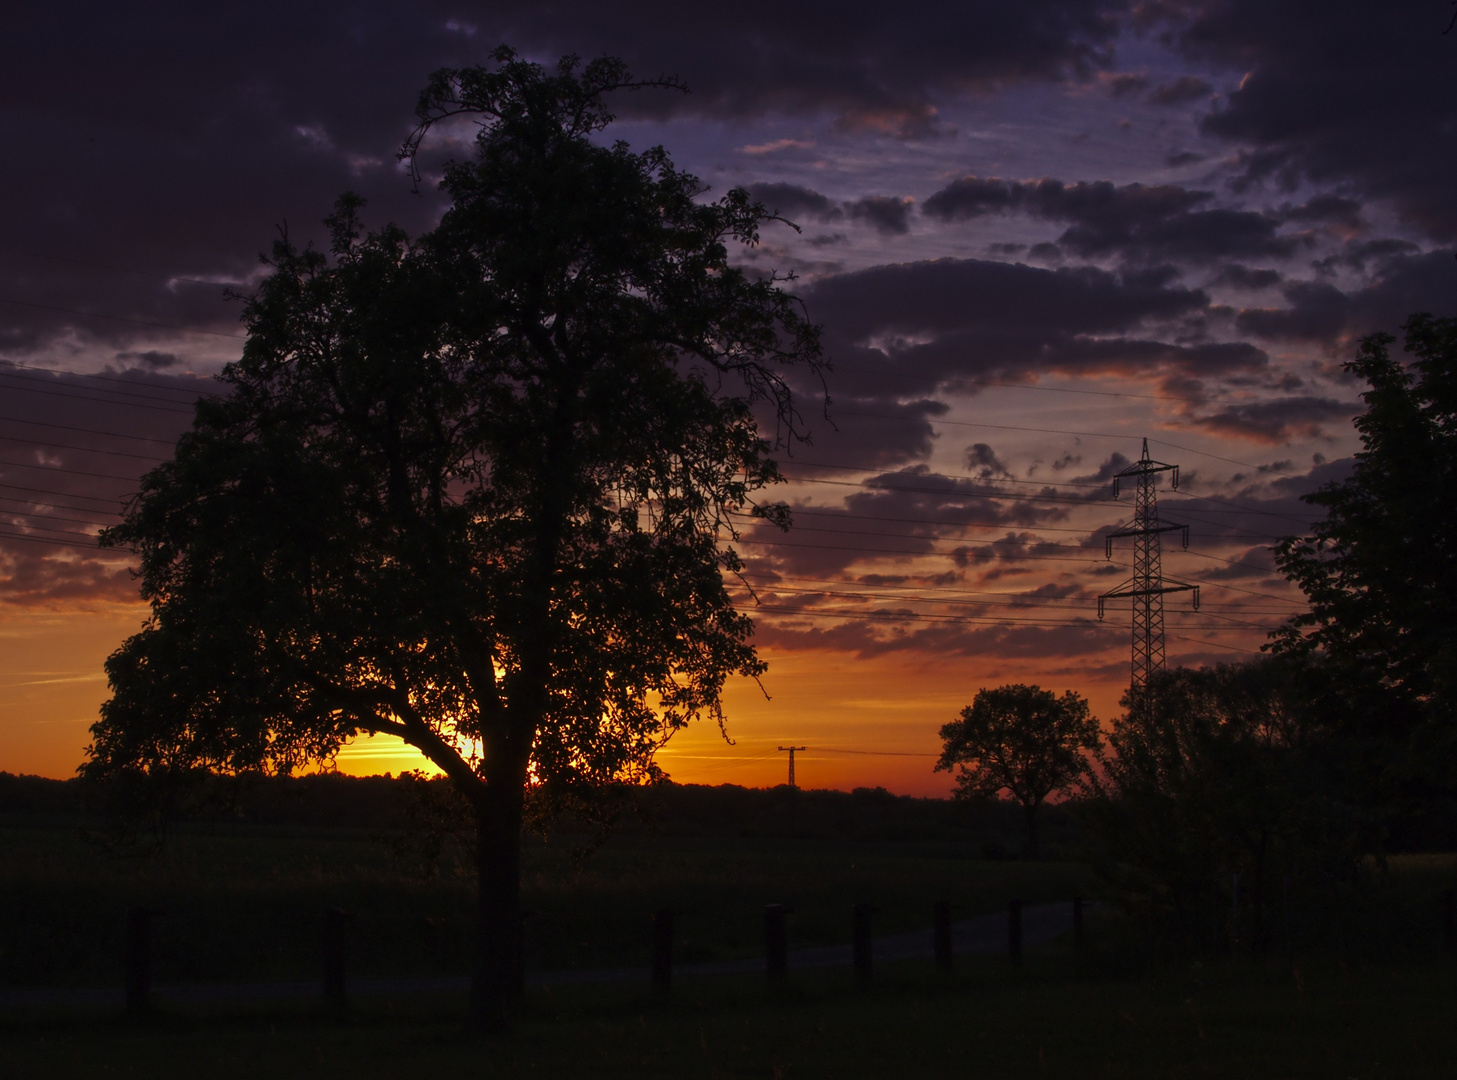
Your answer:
0,481 -> 127,508
0,434 -> 168,463
778,468 -> 1313,527
0,505 -> 115,530
0,457 -> 140,483
0,295 -> 245,340
0,246 -> 253,290
828,360 -> 1356,416
726,534 -> 1125,565
0,529 -> 106,551
735,505 -> 1282,541
833,409 -> 1324,482
0,363 -> 208,400
739,577 -> 1295,615
0,377 -> 195,414
0,414 -> 181,446
779,470 -> 1112,507
0,367 -> 205,406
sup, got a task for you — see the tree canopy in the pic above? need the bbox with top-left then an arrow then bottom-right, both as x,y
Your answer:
1086,661 -> 1354,953
84,47 -> 824,1023
1271,314 -> 1457,791
935,683 -> 1098,856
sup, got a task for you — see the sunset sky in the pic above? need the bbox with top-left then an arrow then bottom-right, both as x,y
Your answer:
2,2 -> 1453,794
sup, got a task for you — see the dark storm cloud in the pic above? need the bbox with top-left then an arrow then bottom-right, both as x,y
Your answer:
774,397 -> 946,474
747,611 -> 1116,661
741,464 -> 1075,576
1235,249 -> 1457,346
966,443 -> 1014,479
116,350 -> 184,371
1280,195 -> 1364,228
747,184 -> 914,235
1213,264 -> 1282,290
1236,281 -> 1349,343
1148,455 -> 1354,549
922,177 -> 1295,264
847,197 -> 915,235
0,364 -> 203,606
1187,395 -> 1357,443
1194,544 -> 1277,581
1177,0 -> 1457,239
1104,72 -> 1149,97
1,0 -> 1133,357
801,258 -> 1266,411
746,183 -> 842,223
808,257 -> 1208,343
1313,237 -> 1422,275
1068,452 -> 1132,486
1148,75 -> 1213,106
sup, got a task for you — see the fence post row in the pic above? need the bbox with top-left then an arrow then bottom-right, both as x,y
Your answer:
933,900 -> 953,973
323,907 -> 349,1008
1008,899 -> 1023,967
764,904 -> 789,985
124,908 -> 152,1018
852,903 -> 873,986
652,909 -> 674,996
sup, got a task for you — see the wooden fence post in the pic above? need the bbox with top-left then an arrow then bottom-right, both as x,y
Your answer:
764,904 -> 788,985
1442,888 -> 1455,954
124,908 -> 151,1018
652,909 -> 674,996
323,907 -> 349,1008
1008,899 -> 1023,967
1073,896 -> 1085,948
514,911 -> 531,999
852,903 -> 872,986
933,900 -> 953,973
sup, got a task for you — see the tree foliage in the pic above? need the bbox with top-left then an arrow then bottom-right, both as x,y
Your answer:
83,47 -> 823,1023
935,683 -> 1098,856
1272,314 -> 1457,791
1086,661 -> 1362,953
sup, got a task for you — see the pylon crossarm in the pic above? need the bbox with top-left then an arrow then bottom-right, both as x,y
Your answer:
1099,582 -> 1199,601
1107,520 -> 1188,541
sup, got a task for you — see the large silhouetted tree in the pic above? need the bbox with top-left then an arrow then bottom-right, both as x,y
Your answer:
84,48 -> 823,1026
1271,314 -> 1457,796
935,683 -> 1098,857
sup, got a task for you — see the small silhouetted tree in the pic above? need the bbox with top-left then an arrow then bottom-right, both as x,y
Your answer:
82,48 -> 823,1027
935,684 -> 1099,857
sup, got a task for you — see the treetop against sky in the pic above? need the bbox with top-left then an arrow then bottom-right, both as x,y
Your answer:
1,2 -> 1453,794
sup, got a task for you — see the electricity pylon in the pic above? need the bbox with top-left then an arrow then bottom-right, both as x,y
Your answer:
1098,439 -> 1200,689
778,746 -> 806,788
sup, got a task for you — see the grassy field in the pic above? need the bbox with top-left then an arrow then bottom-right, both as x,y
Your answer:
3,952 -> 1455,1078
0,814 -> 1089,987
5,810 -> 1456,1077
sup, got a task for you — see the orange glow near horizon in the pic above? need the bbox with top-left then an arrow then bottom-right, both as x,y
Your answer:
0,599 -> 1132,798
332,646 -> 1133,797
0,385 -> 1302,796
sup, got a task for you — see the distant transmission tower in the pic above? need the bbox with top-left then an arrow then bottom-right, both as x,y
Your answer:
778,746 -> 806,788
1098,439 -> 1200,689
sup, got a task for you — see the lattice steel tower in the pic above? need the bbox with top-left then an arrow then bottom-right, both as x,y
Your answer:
778,746 -> 805,788
1098,439 -> 1200,689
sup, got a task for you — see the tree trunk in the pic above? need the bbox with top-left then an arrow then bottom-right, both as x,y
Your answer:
471,773 -> 526,1029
